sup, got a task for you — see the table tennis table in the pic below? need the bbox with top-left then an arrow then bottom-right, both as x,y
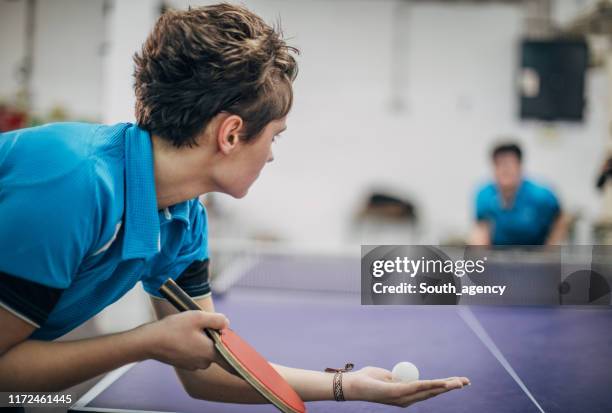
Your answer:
70,253 -> 612,413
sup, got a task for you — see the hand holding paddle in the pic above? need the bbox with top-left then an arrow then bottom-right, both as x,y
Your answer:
145,310 -> 229,371
159,278 -> 306,413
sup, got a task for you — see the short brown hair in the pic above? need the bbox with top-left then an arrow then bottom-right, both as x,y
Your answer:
134,3 -> 298,147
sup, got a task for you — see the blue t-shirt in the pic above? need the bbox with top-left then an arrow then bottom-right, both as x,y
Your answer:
475,179 -> 561,245
0,123 -> 210,340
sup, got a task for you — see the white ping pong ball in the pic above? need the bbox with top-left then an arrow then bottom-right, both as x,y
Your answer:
391,362 -> 419,383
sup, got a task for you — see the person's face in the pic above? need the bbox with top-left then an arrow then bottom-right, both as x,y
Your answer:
216,117 -> 287,198
493,152 -> 522,192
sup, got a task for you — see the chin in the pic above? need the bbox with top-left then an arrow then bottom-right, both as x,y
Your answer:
218,179 -> 254,199
228,187 -> 250,199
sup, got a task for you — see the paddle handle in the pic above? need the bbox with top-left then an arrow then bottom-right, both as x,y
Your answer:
159,278 -> 203,312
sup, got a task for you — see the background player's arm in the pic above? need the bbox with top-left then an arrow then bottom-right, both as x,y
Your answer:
151,297 -> 467,407
545,212 -> 570,246
469,221 -> 491,246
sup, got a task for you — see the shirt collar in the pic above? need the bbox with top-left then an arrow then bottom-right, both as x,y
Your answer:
122,124 -> 161,259
160,202 -> 191,229
169,201 -> 191,227
495,179 -> 525,210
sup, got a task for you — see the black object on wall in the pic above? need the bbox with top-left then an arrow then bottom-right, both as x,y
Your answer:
519,38 -> 588,122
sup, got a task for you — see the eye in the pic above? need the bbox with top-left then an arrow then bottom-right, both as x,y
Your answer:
273,133 -> 282,143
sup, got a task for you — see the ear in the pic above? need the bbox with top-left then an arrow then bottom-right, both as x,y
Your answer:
216,114 -> 244,155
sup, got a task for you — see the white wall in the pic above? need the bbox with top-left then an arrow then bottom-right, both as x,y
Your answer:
102,0 -> 159,124
0,0 -> 27,98
2,0 -> 608,246
32,0 -> 105,119
188,1 -> 608,245
0,0 -> 105,120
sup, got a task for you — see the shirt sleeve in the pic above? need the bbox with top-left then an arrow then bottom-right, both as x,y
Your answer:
544,188 -> 561,218
0,271 -> 64,328
143,199 -> 211,299
475,186 -> 492,222
174,258 -> 212,299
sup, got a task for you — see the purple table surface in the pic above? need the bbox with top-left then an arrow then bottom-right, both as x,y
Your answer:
72,290 -> 612,413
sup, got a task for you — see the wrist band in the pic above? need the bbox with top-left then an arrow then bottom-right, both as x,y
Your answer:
325,363 -> 354,402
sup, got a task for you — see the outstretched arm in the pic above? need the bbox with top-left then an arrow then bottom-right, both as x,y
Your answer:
152,296 -> 469,408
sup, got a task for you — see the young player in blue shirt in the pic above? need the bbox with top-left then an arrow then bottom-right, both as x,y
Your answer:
0,4 -> 468,407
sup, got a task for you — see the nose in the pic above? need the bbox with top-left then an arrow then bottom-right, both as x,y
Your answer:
267,151 -> 274,163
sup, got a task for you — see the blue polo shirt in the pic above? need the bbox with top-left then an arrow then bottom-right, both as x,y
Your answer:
0,123 -> 210,340
475,179 -> 561,245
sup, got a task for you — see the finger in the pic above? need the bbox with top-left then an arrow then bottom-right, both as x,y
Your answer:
436,376 -> 469,383
426,376 -> 470,389
445,379 -> 464,390
196,334 -> 217,359
193,342 -> 221,371
430,378 -> 464,390
194,311 -> 230,330
380,369 -> 393,381
384,379 -> 448,399
400,387 -> 451,406
212,351 -> 241,377
399,380 -> 467,406
197,333 -> 241,378
407,379 -> 454,392
405,387 -> 449,405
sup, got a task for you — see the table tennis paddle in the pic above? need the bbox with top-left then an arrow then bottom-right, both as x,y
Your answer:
159,278 -> 306,413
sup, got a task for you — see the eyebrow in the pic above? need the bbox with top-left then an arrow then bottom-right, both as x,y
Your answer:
276,126 -> 287,134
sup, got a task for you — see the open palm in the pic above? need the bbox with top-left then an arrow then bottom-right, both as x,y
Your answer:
345,366 -> 469,408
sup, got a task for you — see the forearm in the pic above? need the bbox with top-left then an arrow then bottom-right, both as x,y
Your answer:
546,214 -> 569,245
272,363 -> 333,401
468,222 -> 490,246
177,364 -> 266,403
0,328 -> 149,391
178,363 -> 333,403
153,296 -> 334,404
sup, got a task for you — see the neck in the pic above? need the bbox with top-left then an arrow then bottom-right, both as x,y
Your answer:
152,135 -> 217,210
499,184 -> 519,207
